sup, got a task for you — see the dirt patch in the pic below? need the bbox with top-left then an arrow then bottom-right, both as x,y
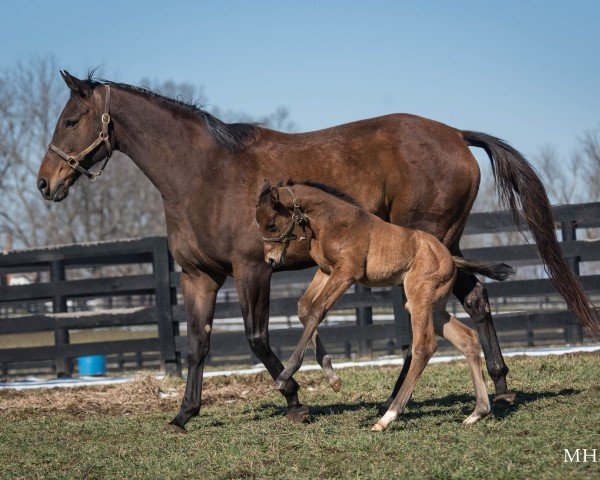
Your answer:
0,371 -> 303,416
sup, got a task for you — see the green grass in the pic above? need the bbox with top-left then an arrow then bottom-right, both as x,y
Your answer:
1,352 -> 599,479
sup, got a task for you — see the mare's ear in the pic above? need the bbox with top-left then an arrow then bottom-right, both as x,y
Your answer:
60,70 -> 92,98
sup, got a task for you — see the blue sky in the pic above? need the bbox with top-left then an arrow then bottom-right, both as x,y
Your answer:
1,0 -> 599,160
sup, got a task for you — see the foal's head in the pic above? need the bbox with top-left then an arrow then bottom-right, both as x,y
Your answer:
255,180 -> 308,268
37,71 -> 113,202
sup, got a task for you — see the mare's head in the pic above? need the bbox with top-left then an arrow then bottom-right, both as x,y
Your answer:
37,71 -> 113,202
255,180 -> 308,268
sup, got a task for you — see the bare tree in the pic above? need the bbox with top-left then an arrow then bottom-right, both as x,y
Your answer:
0,58 -> 298,250
580,128 -> 600,202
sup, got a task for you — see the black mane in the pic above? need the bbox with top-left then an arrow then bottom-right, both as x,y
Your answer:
86,72 -> 261,153
288,180 -> 362,207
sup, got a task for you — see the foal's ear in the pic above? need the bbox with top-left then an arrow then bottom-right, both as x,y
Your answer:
258,179 -> 272,200
270,186 -> 279,204
60,70 -> 92,98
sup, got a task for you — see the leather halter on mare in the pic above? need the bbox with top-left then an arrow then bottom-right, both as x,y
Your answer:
48,84 -> 113,182
262,187 -> 308,243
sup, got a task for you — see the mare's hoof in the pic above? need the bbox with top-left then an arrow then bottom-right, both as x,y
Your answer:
164,423 -> 187,434
286,405 -> 311,423
329,376 -> 342,392
493,392 -> 516,405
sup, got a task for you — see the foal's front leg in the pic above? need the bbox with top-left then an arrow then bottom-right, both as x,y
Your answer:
275,272 -> 354,390
298,270 -> 342,391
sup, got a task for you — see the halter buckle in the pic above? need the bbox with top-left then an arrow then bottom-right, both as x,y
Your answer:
101,113 -> 110,124
67,158 -> 79,168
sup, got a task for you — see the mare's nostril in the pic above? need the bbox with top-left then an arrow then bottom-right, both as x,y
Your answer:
37,178 -> 51,197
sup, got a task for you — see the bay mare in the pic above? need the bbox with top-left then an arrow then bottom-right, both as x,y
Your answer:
255,181 -> 514,430
37,72 -> 600,431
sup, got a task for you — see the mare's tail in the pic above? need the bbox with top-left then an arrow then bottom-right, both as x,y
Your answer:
462,130 -> 600,339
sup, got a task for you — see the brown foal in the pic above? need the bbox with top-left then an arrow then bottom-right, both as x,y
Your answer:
256,181 -> 513,430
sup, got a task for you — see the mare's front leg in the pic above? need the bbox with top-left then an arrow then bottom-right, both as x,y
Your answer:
167,270 -> 224,433
234,263 -> 308,422
275,271 -> 354,390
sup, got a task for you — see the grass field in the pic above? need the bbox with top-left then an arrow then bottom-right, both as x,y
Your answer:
0,352 -> 599,479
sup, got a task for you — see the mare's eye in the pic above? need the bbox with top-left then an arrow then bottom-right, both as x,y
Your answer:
64,119 -> 79,129
266,222 -> 277,232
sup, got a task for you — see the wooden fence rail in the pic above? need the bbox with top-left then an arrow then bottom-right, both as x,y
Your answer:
1,202 -> 600,377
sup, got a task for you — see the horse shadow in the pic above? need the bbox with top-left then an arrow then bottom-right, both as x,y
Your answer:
253,388 -> 581,424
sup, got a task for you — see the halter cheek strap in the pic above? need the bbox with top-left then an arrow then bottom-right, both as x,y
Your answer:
48,84 -> 113,182
261,187 -> 308,243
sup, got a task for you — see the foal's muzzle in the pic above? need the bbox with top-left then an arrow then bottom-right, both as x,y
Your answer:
266,250 -> 286,269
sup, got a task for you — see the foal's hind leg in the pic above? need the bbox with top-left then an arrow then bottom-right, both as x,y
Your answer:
433,310 -> 491,424
298,270 -> 342,392
372,300 -> 437,431
378,287 -> 412,415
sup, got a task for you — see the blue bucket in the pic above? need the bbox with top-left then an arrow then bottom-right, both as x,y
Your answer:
77,355 -> 107,376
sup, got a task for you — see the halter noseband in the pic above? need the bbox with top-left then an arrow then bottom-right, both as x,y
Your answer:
48,84 -> 113,182
262,187 -> 308,243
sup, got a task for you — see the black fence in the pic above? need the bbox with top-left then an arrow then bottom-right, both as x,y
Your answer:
1,202 -> 600,378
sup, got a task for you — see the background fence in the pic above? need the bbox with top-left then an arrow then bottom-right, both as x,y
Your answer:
1,202 -> 600,378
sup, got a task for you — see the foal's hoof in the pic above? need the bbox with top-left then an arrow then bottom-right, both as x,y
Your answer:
493,392 -> 516,405
286,405 -> 311,423
163,423 -> 187,435
371,422 -> 386,432
463,410 -> 490,425
274,378 -> 288,391
329,376 -> 342,392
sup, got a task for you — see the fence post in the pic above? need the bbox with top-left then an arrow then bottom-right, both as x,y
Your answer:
153,238 -> 181,377
561,221 -> 584,343
355,284 -> 373,357
50,260 -> 71,378
391,286 -> 411,352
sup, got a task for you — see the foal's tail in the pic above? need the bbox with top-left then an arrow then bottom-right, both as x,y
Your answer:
453,257 -> 514,282
463,130 -> 600,340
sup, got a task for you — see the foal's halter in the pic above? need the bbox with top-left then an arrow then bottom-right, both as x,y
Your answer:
48,85 -> 113,182
262,187 -> 308,243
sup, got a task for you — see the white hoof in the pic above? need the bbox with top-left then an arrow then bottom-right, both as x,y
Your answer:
463,410 -> 490,425
372,410 -> 397,431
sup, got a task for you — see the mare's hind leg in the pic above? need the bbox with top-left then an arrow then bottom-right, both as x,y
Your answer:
298,270 -> 342,392
372,288 -> 437,431
453,268 -> 515,404
433,310 -> 491,424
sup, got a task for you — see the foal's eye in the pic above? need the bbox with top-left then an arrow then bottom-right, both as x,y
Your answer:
266,222 -> 277,232
64,119 -> 79,129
